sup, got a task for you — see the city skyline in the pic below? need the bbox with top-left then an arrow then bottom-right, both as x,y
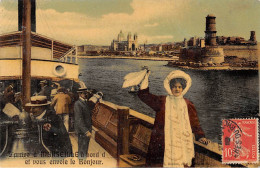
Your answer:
0,0 -> 259,46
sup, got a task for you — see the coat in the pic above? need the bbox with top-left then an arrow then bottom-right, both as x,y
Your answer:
32,110 -> 73,155
138,88 -> 205,167
74,98 -> 92,135
51,93 -> 71,115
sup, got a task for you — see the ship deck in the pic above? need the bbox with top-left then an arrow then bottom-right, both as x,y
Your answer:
0,130 -> 117,168
69,130 -> 117,168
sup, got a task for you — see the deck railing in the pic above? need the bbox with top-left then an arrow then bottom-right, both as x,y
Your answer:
92,100 -> 256,167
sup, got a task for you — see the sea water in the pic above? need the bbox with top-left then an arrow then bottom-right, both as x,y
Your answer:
79,58 -> 259,143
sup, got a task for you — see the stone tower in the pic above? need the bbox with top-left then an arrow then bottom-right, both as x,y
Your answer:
118,30 -> 124,42
250,31 -> 256,42
134,33 -> 138,41
205,14 -> 217,46
127,32 -> 132,41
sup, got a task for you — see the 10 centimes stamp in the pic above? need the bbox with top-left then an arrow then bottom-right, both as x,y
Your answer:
222,119 -> 259,164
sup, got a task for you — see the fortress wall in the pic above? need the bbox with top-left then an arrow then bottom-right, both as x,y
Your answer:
179,47 -> 202,62
220,44 -> 259,61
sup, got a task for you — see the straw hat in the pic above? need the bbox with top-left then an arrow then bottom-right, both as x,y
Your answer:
39,80 -> 48,84
77,87 -> 89,93
25,96 -> 51,107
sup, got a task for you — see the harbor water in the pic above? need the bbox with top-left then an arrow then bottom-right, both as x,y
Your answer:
79,58 -> 259,143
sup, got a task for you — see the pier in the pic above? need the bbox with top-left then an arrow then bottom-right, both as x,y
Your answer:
78,55 -> 178,61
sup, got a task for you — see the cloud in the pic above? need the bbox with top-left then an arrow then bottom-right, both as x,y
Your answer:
0,0 -> 189,45
144,23 -> 159,27
139,34 -> 174,44
0,6 -> 17,34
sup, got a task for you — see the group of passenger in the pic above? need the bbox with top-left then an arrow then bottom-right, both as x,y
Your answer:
0,80 -> 103,159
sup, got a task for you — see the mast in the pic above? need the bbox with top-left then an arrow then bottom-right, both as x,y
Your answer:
21,0 -> 32,106
18,0 -> 36,32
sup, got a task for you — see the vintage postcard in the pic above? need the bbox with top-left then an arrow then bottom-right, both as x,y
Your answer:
0,0 -> 259,168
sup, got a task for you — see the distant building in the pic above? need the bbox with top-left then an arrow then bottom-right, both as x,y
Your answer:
77,45 -> 110,55
180,14 -> 259,64
149,43 -> 176,52
110,30 -> 138,51
186,37 -> 205,48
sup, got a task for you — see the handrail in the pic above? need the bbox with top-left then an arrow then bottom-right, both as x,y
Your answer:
60,46 -> 77,61
129,109 -> 154,124
100,100 -> 219,155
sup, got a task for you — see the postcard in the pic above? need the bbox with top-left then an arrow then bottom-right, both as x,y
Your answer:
0,0 -> 259,168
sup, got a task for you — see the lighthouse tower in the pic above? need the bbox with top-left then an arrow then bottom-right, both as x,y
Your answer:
205,14 -> 217,46
202,14 -> 224,63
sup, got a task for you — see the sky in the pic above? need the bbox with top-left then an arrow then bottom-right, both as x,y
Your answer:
0,0 -> 259,46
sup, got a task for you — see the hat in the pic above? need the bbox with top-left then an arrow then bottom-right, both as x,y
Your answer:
164,70 -> 192,96
39,80 -> 48,84
77,87 -> 89,93
25,96 -> 51,107
57,87 -> 66,93
52,82 -> 60,88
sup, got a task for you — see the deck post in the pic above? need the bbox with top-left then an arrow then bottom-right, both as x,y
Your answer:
117,106 -> 130,158
22,0 -> 31,106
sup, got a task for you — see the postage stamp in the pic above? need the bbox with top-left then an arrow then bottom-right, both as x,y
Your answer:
222,119 -> 259,164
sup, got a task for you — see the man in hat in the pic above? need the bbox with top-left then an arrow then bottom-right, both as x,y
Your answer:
26,96 -> 72,156
74,88 -> 92,158
38,80 -> 52,100
3,84 -> 15,104
51,87 -> 72,132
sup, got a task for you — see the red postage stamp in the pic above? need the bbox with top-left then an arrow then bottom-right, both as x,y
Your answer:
222,119 -> 259,164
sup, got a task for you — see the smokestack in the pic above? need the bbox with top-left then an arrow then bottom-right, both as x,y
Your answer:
18,0 -> 36,32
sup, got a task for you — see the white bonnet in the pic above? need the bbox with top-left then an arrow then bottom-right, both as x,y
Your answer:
163,70 -> 192,96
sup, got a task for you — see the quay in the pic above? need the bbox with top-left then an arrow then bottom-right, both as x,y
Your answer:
175,66 -> 259,71
166,61 -> 259,71
78,55 -> 178,61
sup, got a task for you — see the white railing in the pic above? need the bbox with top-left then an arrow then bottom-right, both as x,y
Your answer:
59,46 -> 78,64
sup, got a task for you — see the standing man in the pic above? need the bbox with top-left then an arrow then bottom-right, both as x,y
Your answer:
51,87 -> 71,132
38,80 -> 52,100
74,88 -> 92,159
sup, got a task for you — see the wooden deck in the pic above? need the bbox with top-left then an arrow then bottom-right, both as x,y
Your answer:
68,130 -> 117,168
0,128 -> 117,168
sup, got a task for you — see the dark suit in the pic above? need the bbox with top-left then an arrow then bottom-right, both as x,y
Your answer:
33,110 -> 73,156
74,98 -> 92,158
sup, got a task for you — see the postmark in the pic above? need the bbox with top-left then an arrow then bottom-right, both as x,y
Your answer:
222,119 -> 259,164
